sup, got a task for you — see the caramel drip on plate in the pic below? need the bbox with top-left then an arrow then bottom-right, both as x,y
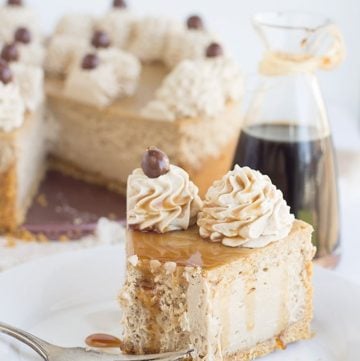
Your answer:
127,226 -> 257,270
85,333 -> 123,349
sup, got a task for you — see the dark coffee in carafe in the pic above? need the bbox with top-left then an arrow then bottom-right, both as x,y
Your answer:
234,123 -> 340,259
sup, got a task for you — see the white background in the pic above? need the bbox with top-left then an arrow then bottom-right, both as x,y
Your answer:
26,0 -> 360,121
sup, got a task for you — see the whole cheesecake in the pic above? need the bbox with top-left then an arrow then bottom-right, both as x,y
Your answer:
0,1 -> 244,232
119,148 -> 315,360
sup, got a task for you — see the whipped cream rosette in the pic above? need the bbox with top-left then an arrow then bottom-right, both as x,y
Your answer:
0,62 -> 25,133
128,16 -> 182,62
163,18 -> 218,68
0,1 -> 41,43
142,44 -> 243,121
54,13 -> 95,39
96,9 -> 134,49
197,165 -> 294,248
11,62 -> 44,111
63,47 -> 141,107
127,147 -> 202,233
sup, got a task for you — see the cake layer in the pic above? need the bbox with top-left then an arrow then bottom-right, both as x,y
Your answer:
0,107 -> 47,232
120,220 -> 315,360
46,64 -> 242,196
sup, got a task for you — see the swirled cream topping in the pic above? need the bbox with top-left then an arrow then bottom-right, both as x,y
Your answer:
18,42 -> 45,68
11,63 -> 44,111
127,165 -> 202,233
141,57 -> 243,121
197,165 -> 294,248
128,16 -> 182,62
54,13 -> 95,39
0,82 -> 25,133
63,61 -> 120,108
63,48 -> 140,107
96,10 -> 134,48
163,29 -> 217,68
45,34 -> 88,76
0,5 -> 40,43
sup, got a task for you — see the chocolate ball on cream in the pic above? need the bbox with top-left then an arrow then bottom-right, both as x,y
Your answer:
206,42 -> 223,58
113,0 -> 127,8
0,63 -> 13,84
91,31 -> 111,49
1,43 -> 19,63
186,15 -> 204,30
82,53 -> 100,70
14,27 -> 32,44
141,147 -> 170,178
7,0 -> 22,6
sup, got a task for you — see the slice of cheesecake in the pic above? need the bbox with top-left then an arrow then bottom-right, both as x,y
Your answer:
121,221 -> 314,360
120,149 -> 315,360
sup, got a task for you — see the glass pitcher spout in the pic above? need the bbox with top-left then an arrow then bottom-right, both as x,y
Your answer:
253,11 -> 345,67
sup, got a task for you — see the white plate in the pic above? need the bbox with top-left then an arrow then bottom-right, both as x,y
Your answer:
0,245 -> 359,361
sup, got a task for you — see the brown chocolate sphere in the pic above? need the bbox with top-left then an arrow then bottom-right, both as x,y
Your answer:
7,0 -> 22,6
0,64 -> 13,84
91,31 -> 111,49
205,42 -> 224,58
1,43 -> 19,63
14,27 -> 32,44
113,0 -> 127,8
141,147 -> 170,178
81,53 -> 100,70
186,15 -> 204,30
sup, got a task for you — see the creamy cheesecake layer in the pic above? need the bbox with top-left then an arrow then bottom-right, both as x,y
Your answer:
46,64 -> 242,196
0,106 -> 48,231
120,220 -> 314,360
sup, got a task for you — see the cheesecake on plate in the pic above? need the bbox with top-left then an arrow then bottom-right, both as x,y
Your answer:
120,148 -> 315,360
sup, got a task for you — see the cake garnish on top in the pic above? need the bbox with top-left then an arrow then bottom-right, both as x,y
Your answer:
12,27 -> 45,67
128,16 -> 182,63
0,61 -> 25,132
141,45 -> 243,121
113,0 -> 127,9
1,42 -> 19,62
197,165 -> 295,248
0,40 -> 44,112
127,147 -> 203,233
63,46 -> 141,107
0,0 -> 40,43
186,14 -> 205,30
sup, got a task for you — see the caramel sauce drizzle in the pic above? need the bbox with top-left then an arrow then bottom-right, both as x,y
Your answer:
85,333 -> 123,349
127,226 -> 258,270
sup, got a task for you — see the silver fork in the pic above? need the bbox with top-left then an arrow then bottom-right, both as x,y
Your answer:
0,322 -> 193,361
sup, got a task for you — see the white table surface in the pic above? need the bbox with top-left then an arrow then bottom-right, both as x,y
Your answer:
0,108 -> 359,285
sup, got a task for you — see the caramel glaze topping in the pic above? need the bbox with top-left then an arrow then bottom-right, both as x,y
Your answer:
127,226 -> 258,270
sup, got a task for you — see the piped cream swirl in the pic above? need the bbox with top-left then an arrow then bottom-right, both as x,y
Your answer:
197,165 -> 294,248
127,165 -> 202,233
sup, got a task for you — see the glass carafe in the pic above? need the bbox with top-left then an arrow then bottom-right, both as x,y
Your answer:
233,12 -> 345,267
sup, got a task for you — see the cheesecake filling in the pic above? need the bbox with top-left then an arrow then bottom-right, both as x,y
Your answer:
197,165 -> 294,248
127,149 -> 202,233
